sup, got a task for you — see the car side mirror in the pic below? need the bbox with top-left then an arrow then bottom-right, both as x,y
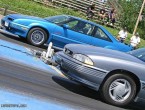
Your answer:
62,24 -> 69,29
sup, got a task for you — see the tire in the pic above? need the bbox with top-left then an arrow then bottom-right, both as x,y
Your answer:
27,27 -> 48,47
101,74 -> 136,107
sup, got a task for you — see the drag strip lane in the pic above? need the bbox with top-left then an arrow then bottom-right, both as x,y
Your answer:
0,58 -> 128,110
1,54 -> 144,110
1,33 -> 145,110
0,58 -> 105,110
0,58 -> 62,89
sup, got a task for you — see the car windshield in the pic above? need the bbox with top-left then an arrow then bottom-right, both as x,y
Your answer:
44,15 -> 71,25
128,48 -> 145,62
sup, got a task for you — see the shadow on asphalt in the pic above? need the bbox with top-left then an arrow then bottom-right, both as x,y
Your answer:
52,76 -> 145,110
52,76 -> 101,100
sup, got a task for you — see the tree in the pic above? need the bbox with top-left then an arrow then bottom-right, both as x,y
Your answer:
118,0 -> 145,39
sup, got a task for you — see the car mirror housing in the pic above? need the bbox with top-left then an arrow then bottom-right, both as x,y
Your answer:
62,24 -> 69,29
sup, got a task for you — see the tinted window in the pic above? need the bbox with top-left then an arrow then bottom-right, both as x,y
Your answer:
129,48 -> 145,62
66,20 -> 79,29
45,15 -> 70,24
66,19 -> 95,35
94,28 -> 112,42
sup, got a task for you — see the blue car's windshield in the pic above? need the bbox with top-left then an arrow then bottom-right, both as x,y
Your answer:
128,48 -> 145,62
44,15 -> 71,24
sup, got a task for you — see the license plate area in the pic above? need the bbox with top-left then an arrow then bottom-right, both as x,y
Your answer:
4,21 -> 9,27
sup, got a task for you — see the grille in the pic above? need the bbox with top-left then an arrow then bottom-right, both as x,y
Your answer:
62,57 -> 106,78
142,83 -> 145,90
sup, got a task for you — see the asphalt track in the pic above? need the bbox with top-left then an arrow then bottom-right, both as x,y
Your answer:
0,33 -> 145,110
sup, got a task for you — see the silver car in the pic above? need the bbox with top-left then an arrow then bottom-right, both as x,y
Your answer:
54,44 -> 145,107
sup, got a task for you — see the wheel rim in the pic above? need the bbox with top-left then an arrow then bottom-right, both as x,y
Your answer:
109,79 -> 131,102
31,30 -> 45,45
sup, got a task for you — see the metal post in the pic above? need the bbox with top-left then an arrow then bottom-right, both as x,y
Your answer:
46,42 -> 53,58
3,6 -> 8,16
132,0 -> 145,35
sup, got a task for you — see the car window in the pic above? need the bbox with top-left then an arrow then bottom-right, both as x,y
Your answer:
66,20 -> 95,35
94,28 -> 112,42
129,48 -> 145,62
45,15 -> 70,24
66,20 -> 79,29
139,54 -> 145,62
83,23 -> 95,35
51,16 -> 68,24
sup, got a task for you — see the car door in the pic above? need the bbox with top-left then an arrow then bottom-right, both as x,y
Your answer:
51,17 -> 95,48
65,19 -> 95,45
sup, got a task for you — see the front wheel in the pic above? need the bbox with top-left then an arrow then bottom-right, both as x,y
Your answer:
101,74 -> 136,107
27,27 -> 48,47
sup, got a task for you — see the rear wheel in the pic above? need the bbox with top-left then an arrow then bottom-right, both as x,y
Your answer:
27,27 -> 48,47
101,74 -> 136,107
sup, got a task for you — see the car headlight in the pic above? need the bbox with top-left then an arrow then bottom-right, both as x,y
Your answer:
73,54 -> 94,66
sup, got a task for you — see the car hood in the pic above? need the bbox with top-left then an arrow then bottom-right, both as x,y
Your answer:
65,44 -> 145,64
7,14 -> 47,22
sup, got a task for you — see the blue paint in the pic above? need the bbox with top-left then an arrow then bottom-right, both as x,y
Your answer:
0,39 -> 57,74
2,14 -> 133,52
0,88 -> 79,110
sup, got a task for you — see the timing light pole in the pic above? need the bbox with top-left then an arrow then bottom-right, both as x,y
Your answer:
133,0 -> 145,35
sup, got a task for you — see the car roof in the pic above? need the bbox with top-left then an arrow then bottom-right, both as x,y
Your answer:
66,15 -> 101,27
48,14 -> 109,30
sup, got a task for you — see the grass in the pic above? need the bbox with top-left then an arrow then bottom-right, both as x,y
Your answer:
0,0 -> 84,17
0,0 -> 144,48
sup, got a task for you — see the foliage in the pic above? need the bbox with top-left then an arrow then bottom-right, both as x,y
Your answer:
105,25 -> 145,48
118,0 -> 145,40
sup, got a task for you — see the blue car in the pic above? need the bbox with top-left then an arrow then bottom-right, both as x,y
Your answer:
1,14 -> 132,52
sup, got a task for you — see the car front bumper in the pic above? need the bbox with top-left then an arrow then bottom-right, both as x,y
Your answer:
1,18 -> 29,37
54,51 -> 107,90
